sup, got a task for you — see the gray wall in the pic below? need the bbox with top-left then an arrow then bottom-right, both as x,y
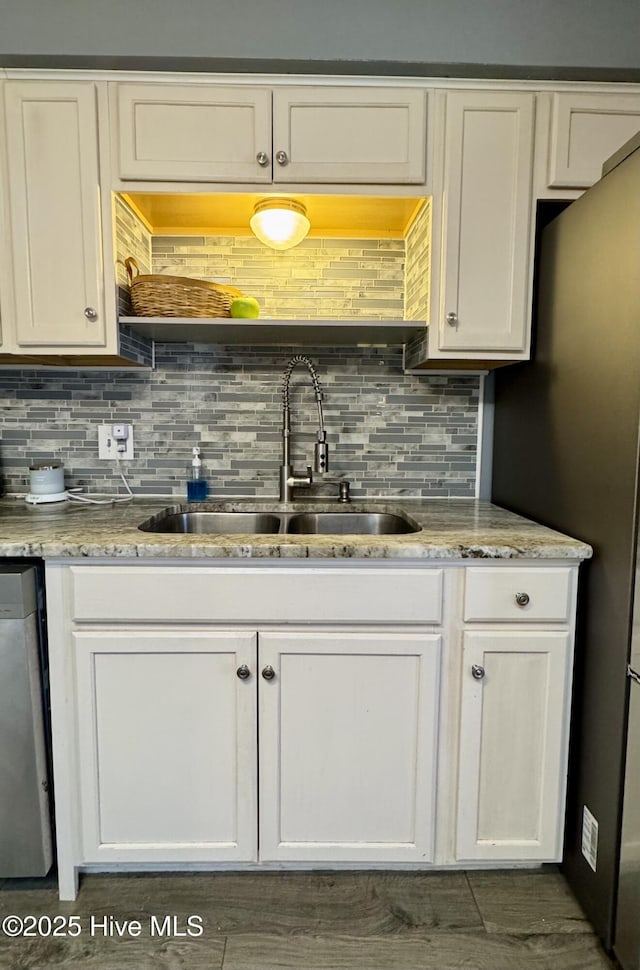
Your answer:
1,0 -> 639,78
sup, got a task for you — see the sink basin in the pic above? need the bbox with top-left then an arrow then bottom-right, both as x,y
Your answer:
138,511 -> 282,534
138,508 -> 421,536
285,512 -> 420,535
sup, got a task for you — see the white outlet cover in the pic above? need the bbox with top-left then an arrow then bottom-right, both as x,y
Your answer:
98,424 -> 134,460
581,804 -> 598,872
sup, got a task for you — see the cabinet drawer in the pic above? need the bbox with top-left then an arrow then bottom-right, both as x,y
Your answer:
464,567 -> 573,623
70,566 -> 443,625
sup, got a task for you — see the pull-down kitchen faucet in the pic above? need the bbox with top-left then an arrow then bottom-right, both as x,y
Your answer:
279,355 -> 328,502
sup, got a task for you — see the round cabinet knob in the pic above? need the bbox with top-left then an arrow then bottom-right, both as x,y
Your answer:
515,592 -> 530,607
275,150 -> 289,166
261,665 -> 276,681
84,307 -> 98,321
471,664 -> 486,680
446,311 -> 458,327
256,151 -> 270,167
236,664 -> 251,680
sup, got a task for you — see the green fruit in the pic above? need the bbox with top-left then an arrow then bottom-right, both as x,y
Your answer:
230,297 -> 260,319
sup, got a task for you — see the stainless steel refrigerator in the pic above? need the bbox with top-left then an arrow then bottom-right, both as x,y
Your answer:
491,131 -> 640,967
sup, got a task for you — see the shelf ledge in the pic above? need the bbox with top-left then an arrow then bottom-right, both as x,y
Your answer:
119,317 -> 426,347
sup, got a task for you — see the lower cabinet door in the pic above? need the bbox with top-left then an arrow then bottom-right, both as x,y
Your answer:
74,629 -> 257,862
258,629 -> 441,862
456,630 -> 571,861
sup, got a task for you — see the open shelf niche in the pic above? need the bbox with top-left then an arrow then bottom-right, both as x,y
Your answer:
114,192 -> 430,347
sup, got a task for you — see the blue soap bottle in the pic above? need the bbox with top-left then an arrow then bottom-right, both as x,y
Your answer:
187,446 -> 209,501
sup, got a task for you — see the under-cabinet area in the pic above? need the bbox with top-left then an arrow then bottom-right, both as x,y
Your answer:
46,557 -> 580,901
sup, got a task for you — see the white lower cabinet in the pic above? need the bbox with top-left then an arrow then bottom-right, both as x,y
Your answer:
47,561 -> 581,900
74,629 -> 258,863
456,630 -> 572,861
258,631 -> 440,863
72,624 -> 440,867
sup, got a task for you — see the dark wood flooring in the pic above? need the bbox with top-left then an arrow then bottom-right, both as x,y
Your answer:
0,868 -> 616,969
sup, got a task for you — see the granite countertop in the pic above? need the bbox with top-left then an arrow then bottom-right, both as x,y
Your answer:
0,496 -> 593,561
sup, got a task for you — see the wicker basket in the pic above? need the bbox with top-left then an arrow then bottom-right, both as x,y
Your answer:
124,257 -> 242,318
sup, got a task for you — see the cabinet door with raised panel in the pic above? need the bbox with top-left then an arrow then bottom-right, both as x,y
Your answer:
3,81 -> 107,348
114,83 -> 273,182
258,629 -> 440,863
548,93 -> 640,189
437,91 -> 535,357
456,630 -> 571,862
272,87 -> 427,184
74,629 -> 257,863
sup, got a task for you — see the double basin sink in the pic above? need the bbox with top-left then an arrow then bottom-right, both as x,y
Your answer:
138,507 -> 421,536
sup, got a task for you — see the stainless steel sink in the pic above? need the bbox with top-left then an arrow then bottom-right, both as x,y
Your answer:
138,511 -> 282,534
285,512 -> 419,535
138,508 -> 421,536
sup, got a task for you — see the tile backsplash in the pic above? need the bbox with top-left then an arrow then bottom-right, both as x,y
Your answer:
0,344 -> 479,499
0,198 -> 473,501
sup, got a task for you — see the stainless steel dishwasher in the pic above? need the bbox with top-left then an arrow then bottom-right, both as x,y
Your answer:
0,564 -> 52,876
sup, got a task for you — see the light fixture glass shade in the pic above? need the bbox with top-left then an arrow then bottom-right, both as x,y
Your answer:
250,199 -> 310,251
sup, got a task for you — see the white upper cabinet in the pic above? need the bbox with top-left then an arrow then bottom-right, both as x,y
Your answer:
0,96 -> 11,350
113,82 -> 427,185
115,83 -> 273,182
547,92 -> 640,188
434,91 -> 535,358
271,87 -> 427,184
3,81 -> 109,349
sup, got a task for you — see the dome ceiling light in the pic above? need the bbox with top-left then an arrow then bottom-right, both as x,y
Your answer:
250,198 -> 310,251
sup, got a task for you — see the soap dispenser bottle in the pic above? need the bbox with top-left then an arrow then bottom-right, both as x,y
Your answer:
187,446 -> 209,501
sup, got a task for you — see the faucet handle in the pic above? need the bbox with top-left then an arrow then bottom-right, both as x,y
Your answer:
315,439 -> 329,474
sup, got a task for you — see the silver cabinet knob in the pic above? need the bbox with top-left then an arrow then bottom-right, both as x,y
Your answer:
84,307 -> 98,320
515,592 -> 530,607
236,664 -> 251,680
471,664 -> 485,680
275,150 -> 289,166
256,151 -> 270,167
261,665 -> 276,681
446,311 -> 458,327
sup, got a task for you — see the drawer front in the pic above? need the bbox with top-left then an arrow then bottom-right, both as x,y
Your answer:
464,567 -> 573,623
70,566 -> 443,625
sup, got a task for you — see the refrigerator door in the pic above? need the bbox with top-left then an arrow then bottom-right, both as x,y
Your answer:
615,672 -> 640,970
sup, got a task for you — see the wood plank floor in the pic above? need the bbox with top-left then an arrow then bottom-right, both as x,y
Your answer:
0,868 -> 616,969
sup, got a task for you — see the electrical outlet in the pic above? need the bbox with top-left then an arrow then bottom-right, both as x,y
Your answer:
582,804 -> 598,872
98,424 -> 134,460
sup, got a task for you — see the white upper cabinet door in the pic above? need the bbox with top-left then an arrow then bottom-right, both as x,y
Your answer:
115,83 -> 273,182
258,630 -> 440,863
3,82 -> 107,348
271,87 -> 427,184
456,630 -> 571,862
548,93 -> 640,188
0,92 -> 11,351
437,91 -> 535,356
74,629 -> 258,864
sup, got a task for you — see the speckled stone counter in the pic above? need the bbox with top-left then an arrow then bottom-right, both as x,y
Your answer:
0,497 -> 593,560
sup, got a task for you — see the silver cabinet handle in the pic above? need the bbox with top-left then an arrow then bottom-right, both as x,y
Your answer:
261,665 -> 276,681
236,664 -> 251,680
256,151 -> 270,167
515,592 -> 530,607
471,664 -> 485,680
446,311 -> 458,327
84,307 -> 98,320
275,150 -> 289,166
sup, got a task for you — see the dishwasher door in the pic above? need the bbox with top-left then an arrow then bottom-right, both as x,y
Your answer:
0,564 -> 52,876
